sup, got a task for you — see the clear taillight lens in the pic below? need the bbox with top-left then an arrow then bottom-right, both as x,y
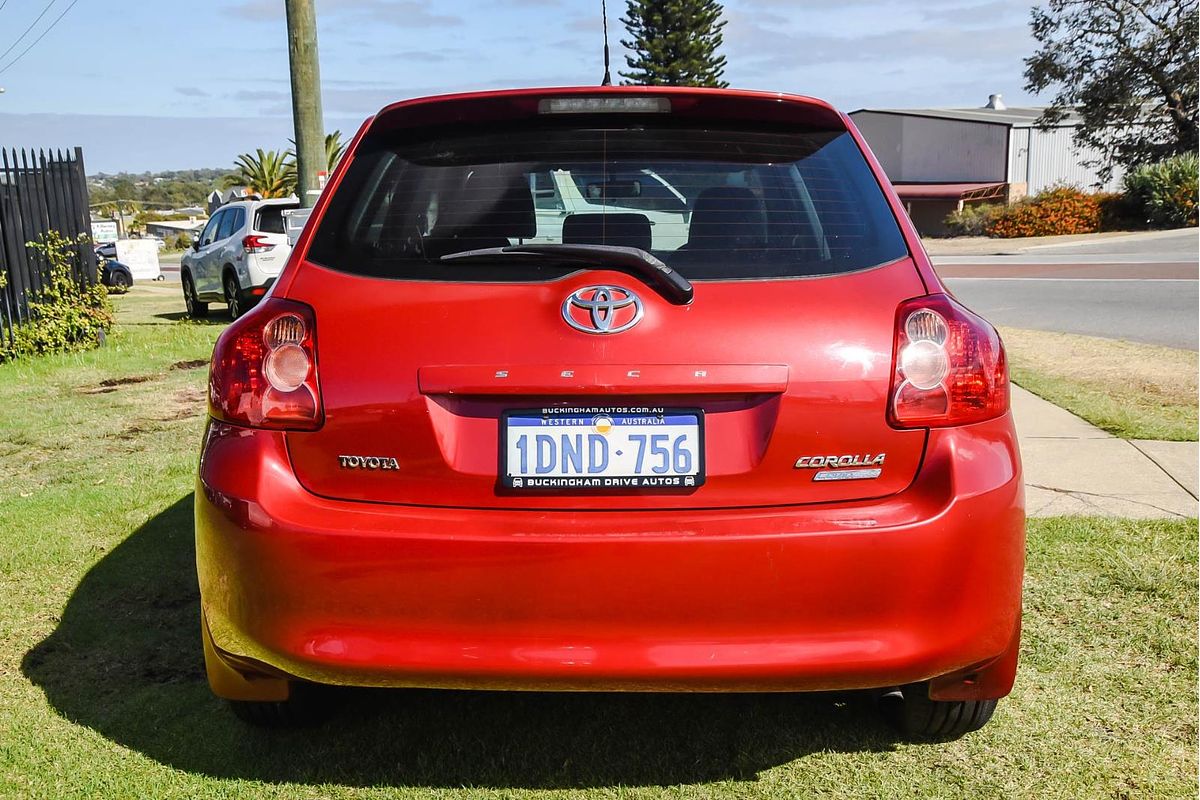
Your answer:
889,294 -> 1008,428
208,298 -> 322,430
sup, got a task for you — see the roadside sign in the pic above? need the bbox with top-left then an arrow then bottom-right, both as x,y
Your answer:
114,239 -> 161,280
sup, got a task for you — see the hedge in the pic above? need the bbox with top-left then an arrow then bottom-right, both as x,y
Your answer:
1123,153 -> 1199,229
985,187 -> 1102,238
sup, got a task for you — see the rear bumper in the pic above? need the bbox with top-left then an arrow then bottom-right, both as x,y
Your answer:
196,415 -> 1024,697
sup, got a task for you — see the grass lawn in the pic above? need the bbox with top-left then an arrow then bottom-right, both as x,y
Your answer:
1001,327 -> 1199,441
0,286 -> 1196,798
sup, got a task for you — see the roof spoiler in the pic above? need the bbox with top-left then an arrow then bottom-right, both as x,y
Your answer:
366,87 -> 848,137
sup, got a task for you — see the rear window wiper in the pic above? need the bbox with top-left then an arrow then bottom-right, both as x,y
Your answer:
440,244 -> 693,305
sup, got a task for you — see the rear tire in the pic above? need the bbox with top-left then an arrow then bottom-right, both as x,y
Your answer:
228,684 -> 328,727
224,274 -> 243,320
880,683 -> 997,741
109,271 -> 132,291
183,273 -> 208,318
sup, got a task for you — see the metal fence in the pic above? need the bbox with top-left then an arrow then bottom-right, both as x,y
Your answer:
0,147 -> 97,347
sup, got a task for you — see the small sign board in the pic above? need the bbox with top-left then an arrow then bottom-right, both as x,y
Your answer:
91,219 -> 119,244
114,239 -> 161,281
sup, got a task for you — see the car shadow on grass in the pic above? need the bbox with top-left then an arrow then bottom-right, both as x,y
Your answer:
154,312 -> 232,325
23,493 -> 905,790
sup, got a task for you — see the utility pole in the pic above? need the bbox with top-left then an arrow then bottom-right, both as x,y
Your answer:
285,0 -> 324,208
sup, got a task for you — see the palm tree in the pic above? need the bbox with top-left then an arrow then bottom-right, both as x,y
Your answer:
224,149 -> 296,198
286,130 -> 348,176
324,130 -> 347,173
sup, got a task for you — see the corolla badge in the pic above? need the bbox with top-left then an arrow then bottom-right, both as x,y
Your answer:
794,454 -> 886,468
562,285 -> 643,334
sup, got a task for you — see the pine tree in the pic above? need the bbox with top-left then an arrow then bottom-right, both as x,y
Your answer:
619,0 -> 729,88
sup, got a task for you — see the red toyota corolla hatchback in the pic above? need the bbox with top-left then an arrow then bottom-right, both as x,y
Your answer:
196,87 -> 1024,739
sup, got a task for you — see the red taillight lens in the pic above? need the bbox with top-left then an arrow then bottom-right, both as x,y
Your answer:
208,298 -> 322,430
242,234 -> 275,254
889,294 -> 1008,428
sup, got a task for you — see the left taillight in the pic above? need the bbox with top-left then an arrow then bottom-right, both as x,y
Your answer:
889,293 -> 1008,428
208,297 -> 322,430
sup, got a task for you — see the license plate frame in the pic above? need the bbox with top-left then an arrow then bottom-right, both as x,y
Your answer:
500,406 -> 706,492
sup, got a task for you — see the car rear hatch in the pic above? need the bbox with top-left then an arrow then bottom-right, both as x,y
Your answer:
280,89 -> 928,510
251,204 -> 296,273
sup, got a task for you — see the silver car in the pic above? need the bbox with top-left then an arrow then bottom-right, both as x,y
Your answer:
181,198 -> 297,318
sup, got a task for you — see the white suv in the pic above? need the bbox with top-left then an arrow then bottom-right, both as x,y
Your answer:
181,198 -> 297,318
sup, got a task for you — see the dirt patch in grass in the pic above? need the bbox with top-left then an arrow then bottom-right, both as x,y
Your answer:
1001,327 -> 1198,441
80,374 -> 155,393
170,359 -> 209,371
110,388 -> 207,441
165,387 -> 206,419
98,374 -> 154,388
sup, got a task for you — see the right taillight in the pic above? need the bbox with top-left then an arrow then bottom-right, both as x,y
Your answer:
889,294 -> 1008,428
208,297 -> 322,430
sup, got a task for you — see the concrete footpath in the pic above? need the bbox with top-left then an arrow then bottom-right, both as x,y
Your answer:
1013,387 -> 1198,519
923,227 -> 1198,258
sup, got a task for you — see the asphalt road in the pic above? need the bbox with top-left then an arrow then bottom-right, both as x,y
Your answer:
945,277 -> 1198,349
936,229 -> 1198,350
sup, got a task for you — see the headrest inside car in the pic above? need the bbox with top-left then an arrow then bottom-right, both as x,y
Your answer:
686,186 -> 767,250
434,168 -> 537,241
562,213 -> 653,251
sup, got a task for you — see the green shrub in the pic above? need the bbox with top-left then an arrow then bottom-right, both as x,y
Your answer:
943,202 -> 1005,236
1123,153 -> 1199,228
1095,192 -> 1144,231
0,232 -> 114,363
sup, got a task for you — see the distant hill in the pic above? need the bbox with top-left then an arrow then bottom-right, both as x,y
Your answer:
88,169 -> 231,209
90,168 -> 229,183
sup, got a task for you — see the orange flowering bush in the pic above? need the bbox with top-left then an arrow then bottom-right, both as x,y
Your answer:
985,186 -> 1102,238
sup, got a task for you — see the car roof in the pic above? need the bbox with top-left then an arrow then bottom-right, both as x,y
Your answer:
222,198 -> 299,210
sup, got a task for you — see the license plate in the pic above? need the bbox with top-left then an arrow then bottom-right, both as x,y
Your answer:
501,407 -> 705,491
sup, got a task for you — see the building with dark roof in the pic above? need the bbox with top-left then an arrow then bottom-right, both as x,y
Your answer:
850,94 -> 1130,234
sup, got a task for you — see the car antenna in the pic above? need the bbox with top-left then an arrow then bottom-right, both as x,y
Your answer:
600,0 -> 612,86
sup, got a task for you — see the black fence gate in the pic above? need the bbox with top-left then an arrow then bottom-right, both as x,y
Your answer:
0,147 -> 97,347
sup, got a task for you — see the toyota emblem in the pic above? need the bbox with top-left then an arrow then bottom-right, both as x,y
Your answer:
561,285 -> 643,334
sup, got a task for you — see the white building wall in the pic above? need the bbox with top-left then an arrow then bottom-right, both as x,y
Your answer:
1008,126 -> 1124,193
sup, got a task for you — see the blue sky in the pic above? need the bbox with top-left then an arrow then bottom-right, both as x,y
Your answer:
0,0 -> 1040,172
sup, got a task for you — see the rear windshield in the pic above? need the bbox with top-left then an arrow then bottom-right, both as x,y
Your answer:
307,121 -> 908,281
255,204 -> 297,234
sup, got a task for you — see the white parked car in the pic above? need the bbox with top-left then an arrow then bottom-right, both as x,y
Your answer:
181,198 -> 297,318
527,168 -> 691,249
